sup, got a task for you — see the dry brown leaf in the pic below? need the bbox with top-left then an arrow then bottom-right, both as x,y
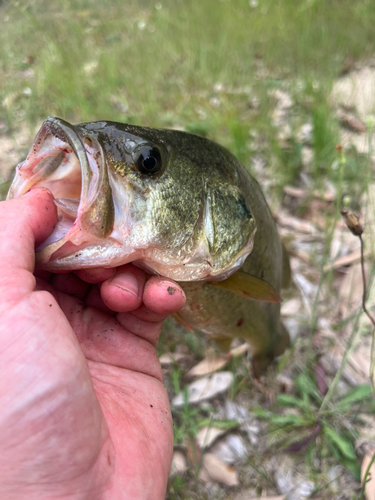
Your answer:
159,352 -> 186,365
196,426 -> 227,449
170,450 -> 188,476
199,453 -> 239,486
274,212 -> 318,235
283,185 -> 306,198
281,298 -> 302,317
172,372 -> 234,406
276,373 -> 294,393
187,355 -> 228,377
323,249 -> 362,272
230,343 -> 249,357
361,453 -> 375,500
186,344 -> 249,378
284,185 -> 335,202
185,437 -> 201,465
338,263 -> 364,317
338,111 -> 367,133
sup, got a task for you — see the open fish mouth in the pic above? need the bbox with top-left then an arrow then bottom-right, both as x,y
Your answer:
7,117 -> 115,266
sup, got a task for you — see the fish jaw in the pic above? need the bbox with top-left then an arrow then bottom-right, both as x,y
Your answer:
7,117 -> 140,270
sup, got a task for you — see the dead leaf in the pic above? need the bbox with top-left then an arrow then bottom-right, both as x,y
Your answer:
159,352 -> 186,365
281,298 -> 302,317
210,434 -> 248,463
284,185 -> 335,202
361,453 -> 375,500
199,453 -> 239,486
196,426 -> 227,449
230,343 -> 249,357
186,344 -> 248,378
172,372 -> 234,407
338,263 -> 364,318
323,249 -> 362,272
283,186 -> 306,198
185,437 -> 201,465
274,212 -> 319,235
276,373 -> 294,393
170,450 -> 187,475
338,111 -> 367,133
187,355 -> 228,377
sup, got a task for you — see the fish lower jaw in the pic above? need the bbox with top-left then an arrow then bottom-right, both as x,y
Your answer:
36,238 -> 142,271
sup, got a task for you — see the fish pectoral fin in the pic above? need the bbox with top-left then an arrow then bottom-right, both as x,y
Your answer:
211,336 -> 233,353
208,271 -> 282,303
172,311 -> 195,332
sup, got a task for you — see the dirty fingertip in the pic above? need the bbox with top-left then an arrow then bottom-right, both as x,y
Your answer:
144,278 -> 186,315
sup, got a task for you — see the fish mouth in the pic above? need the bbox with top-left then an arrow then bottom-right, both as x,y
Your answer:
7,117 -> 115,266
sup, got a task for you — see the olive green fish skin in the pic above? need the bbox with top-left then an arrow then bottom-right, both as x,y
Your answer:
175,171 -> 290,375
75,122 -> 256,277
75,122 -> 289,371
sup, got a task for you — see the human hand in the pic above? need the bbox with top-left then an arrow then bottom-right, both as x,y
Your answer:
0,189 -> 186,500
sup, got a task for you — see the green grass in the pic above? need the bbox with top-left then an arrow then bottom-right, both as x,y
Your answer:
2,1 -> 375,498
1,0 -> 375,191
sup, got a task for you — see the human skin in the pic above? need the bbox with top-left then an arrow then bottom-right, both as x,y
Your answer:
0,189 -> 186,500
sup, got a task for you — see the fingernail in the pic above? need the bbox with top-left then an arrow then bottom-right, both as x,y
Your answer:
108,273 -> 140,299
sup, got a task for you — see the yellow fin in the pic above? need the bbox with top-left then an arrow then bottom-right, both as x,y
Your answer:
172,311 -> 195,332
209,271 -> 282,303
211,336 -> 233,352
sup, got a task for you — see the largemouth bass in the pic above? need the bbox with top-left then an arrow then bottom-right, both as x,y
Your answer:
7,117 -> 290,375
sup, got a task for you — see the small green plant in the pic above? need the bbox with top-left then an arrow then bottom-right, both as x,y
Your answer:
172,389 -> 201,446
255,370 -> 374,481
167,474 -> 187,500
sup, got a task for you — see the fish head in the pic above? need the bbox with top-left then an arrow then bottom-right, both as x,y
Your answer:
7,118 -> 257,281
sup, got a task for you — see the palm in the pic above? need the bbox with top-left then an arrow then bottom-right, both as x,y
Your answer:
0,191 -> 185,500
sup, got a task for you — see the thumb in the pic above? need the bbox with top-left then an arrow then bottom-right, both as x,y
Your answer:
0,188 -> 57,301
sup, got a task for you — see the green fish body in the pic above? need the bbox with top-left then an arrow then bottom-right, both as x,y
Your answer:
7,118 -> 290,374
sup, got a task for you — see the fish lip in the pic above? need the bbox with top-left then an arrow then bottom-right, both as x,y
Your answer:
7,116 -> 93,202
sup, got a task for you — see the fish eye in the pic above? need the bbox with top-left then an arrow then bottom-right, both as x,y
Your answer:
136,146 -> 162,174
